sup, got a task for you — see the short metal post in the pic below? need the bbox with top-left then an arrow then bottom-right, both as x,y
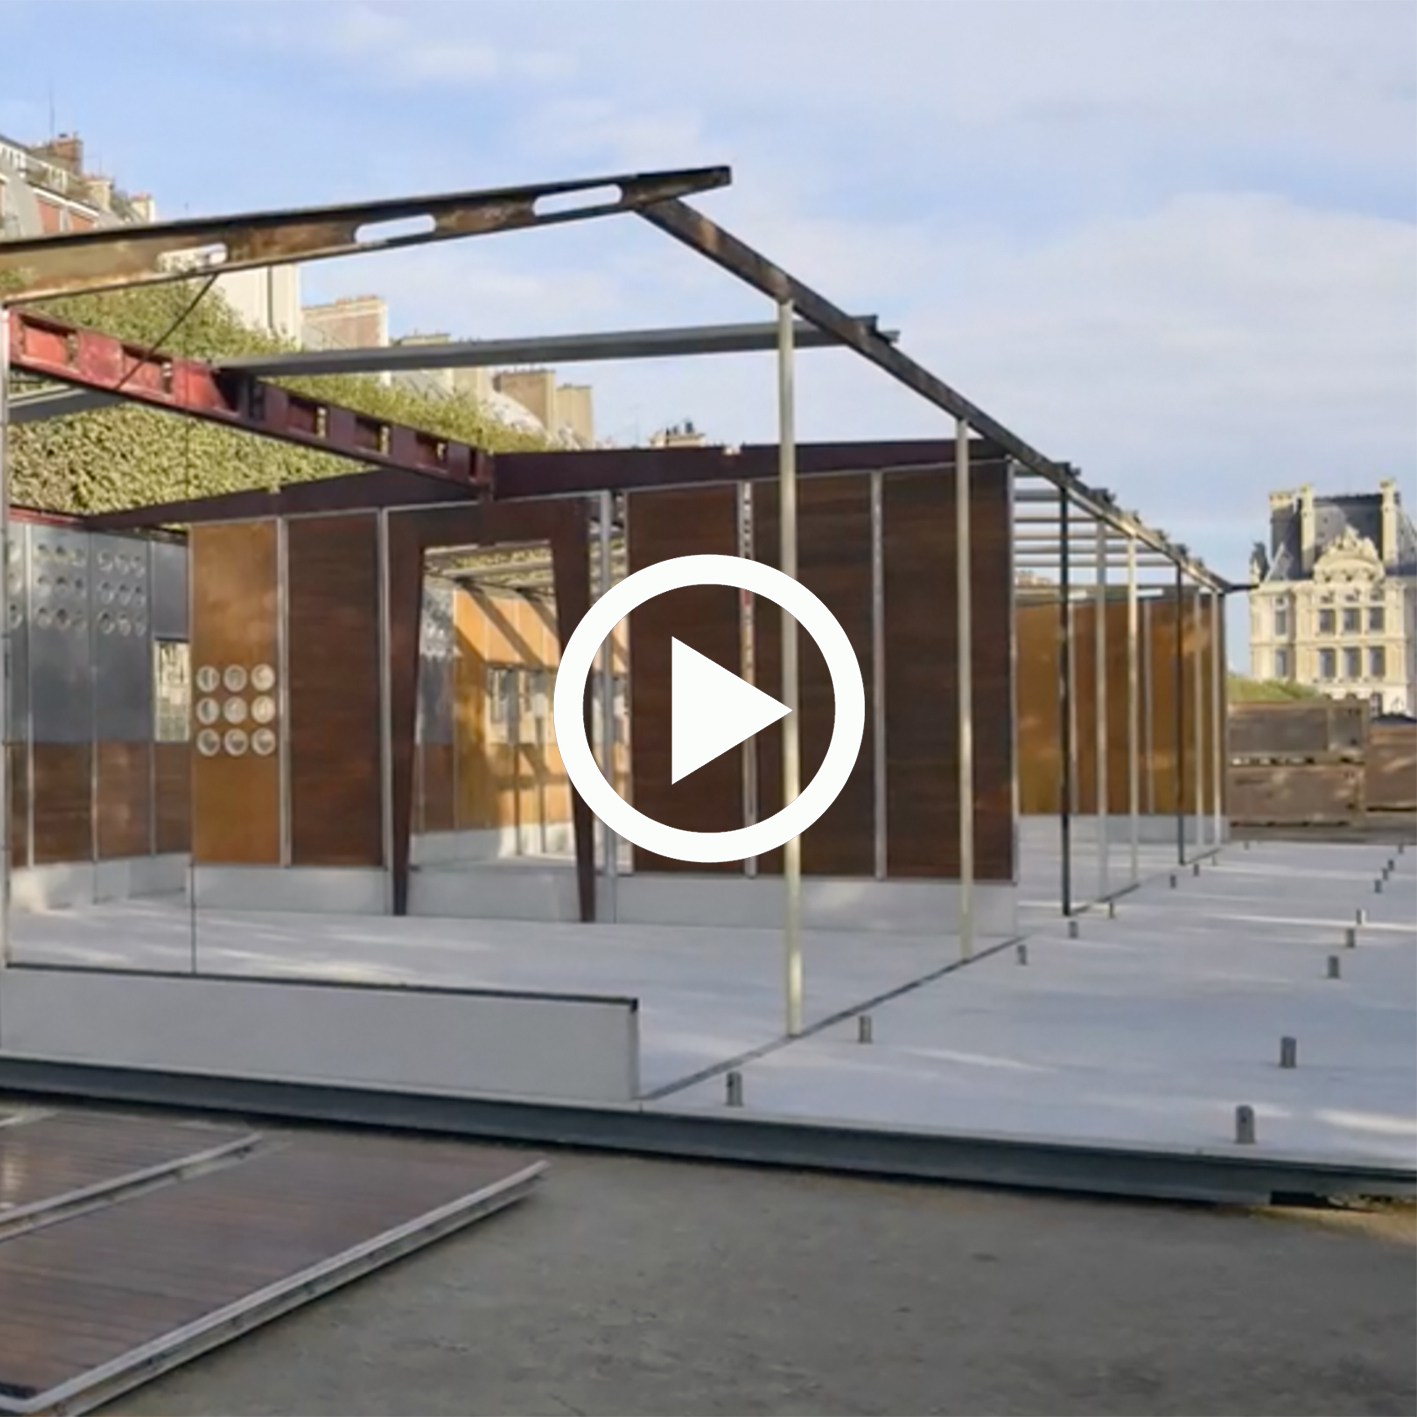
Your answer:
1107,899 -> 1116,919
726,1070 -> 744,1107
956,417 -> 975,961
1344,926 -> 1357,949
857,1013 -> 873,1044
1326,954 -> 1341,980
1234,1105 -> 1256,1144
1279,1036 -> 1297,1069
1355,908 -> 1366,926
778,300 -> 803,1037
1067,918 -> 1079,939
1016,943 -> 1028,965
1374,878 -> 1384,894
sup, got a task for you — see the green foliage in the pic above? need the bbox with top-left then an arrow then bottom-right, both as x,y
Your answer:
8,279 -> 550,514
1227,673 -> 1323,703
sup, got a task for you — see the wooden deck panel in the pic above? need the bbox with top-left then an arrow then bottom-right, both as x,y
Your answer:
0,1111 -> 250,1216
0,1131 -> 542,1406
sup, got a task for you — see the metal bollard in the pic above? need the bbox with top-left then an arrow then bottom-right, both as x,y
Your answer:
1234,1105 -> 1256,1145
1279,1036 -> 1297,1069
726,1071 -> 743,1107
1107,900 -> 1117,919
1192,861 -> 1202,877
1243,839 -> 1252,851
1067,919 -> 1079,939
1374,879 -> 1384,894
1327,954 -> 1341,980
857,1014 -> 873,1045
1344,926 -> 1357,950
1016,943 -> 1029,965
1170,873 -> 1178,889
1355,908 -> 1367,926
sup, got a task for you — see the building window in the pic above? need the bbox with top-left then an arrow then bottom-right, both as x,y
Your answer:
1343,647 -> 1361,680
1370,692 -> 1384,714
1369,646 -> 1386,680
1318,608 -> 1336,635
1369,605 -> 1385,632
1342,607 -> 1361,634
1274,648 -> 1289,678
1319,648 -> 1337,680
1273,601 -> 1289,637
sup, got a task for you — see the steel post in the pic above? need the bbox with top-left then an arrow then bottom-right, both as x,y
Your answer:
1211,589 -> 1225,847
778,300 -> 803,1036
957,419 -> 975,961
0,306 -> 8,966
598,490 -> 619,923
1193,587 -> 1205,853
1094,519 -> 1108,903
1127,536 -> 1140,885
1175,565 -> 1186,866
1059,491 -> 1072,916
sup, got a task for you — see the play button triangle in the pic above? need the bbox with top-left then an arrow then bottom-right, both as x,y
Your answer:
671,637 -> 790,785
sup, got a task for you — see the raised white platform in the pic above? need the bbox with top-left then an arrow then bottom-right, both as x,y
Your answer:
10,855 -> 189,912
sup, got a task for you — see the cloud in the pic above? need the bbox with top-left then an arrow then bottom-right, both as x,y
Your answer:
232,1 -> 572,87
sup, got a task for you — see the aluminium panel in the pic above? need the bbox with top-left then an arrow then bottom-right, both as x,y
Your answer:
149,538 -> 189,641
27,525 -> 93,745
90,535 -> 154,743
8,523 -> 30,741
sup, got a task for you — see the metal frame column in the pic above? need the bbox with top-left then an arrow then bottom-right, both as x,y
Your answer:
1127,536 -> 1140,885
1174,565 -> 1186,865
598,489 -> 619,922
1211,588 -> 1225,847
0,306 -> 9,966
778,300 -> 803,1036
1193,585 -> 1205,854
1058,491 -> 1073,916
1094,519 -> 1109,902
956,419 -> 975,960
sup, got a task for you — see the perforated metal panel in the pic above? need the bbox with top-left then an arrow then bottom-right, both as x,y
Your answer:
91,535 -> 153,742
418,579 -> 455,746
8,523 -> 30,740
28,525 -> 93,745
150,538 -> 189,641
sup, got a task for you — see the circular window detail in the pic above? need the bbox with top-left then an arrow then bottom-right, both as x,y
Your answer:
98,612 -> 115,635
251,663 -> 277,692
223,697 -> 248,724
117,585 -> 132,606
73,612 -> 86,633
98,582 -> 115,604
196,728 -> 222,757
196,698 -> 221,726
224,729 -> 249,757
95,550 -> 110,571
134,617 -> 148,637
117,615 -> 132,637
35,607 -> 51,630
196,666 -> 220,694
250,695 -> 277,724
251,727 -> 277,757
224,665 -> 249,693
54,608 -> 70,630
73,576 -> 85,595
36,575 -> 50,592
8,604 -> 22,630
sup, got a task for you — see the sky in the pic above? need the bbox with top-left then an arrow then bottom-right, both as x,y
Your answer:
4,0 -> 1414,660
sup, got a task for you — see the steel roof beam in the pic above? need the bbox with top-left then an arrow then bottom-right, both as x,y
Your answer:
217,318 -> 897,378
0,166 -> 730,301
637,197 -> 1230,592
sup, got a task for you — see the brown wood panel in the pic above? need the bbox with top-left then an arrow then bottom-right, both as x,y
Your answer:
31,743 -> 91,865
96,741 -> 151,859
1015,595 -> 1063,815
154,743 -> 191,854
0,1131 -> 538,1401
288,513 -> 384,867
752,476 -> 874,876
9,742 -> 28,868
190,522 -> 280,865
627,485 -> 743,873
882,469 -> 1013,880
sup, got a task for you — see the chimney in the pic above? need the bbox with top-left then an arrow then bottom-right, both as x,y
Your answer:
1379,478 -> 1399,568
42,133 -> 84,173
85,174 -> 113,212
1298,483 -> 1316,574
128,192 -> 155,223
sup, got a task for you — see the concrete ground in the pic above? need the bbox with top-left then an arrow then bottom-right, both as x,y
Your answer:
103,1146 -> 1416,1417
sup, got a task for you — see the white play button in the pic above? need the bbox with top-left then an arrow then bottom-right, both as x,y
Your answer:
671,637 -> 790,785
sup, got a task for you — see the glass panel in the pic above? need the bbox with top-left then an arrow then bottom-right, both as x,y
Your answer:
1319,649 -> 1336,679
1369,606 -> 1386,632
1343,647 -> 1361,679
1342,607 -> 1360,634
1369,646 -> 1386,679
1318,609 -> 1336,635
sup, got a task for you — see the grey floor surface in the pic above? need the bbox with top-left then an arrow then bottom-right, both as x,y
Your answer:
102,1143 -> 1416,1417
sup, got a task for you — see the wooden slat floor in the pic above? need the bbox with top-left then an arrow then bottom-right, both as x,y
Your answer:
0,1119 -> 543,1411
0,1110 -> 253,1216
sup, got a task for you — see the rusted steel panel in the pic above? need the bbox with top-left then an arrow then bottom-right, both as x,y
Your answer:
1227,762 -> 1366,825
1367,723 -> 1417,811
1228,700 -> 1367,760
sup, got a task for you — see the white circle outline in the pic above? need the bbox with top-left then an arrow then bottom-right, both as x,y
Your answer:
554,553 -> 865,865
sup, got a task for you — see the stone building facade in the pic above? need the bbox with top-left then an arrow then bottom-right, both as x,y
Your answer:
1249,480 -> 1417,716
